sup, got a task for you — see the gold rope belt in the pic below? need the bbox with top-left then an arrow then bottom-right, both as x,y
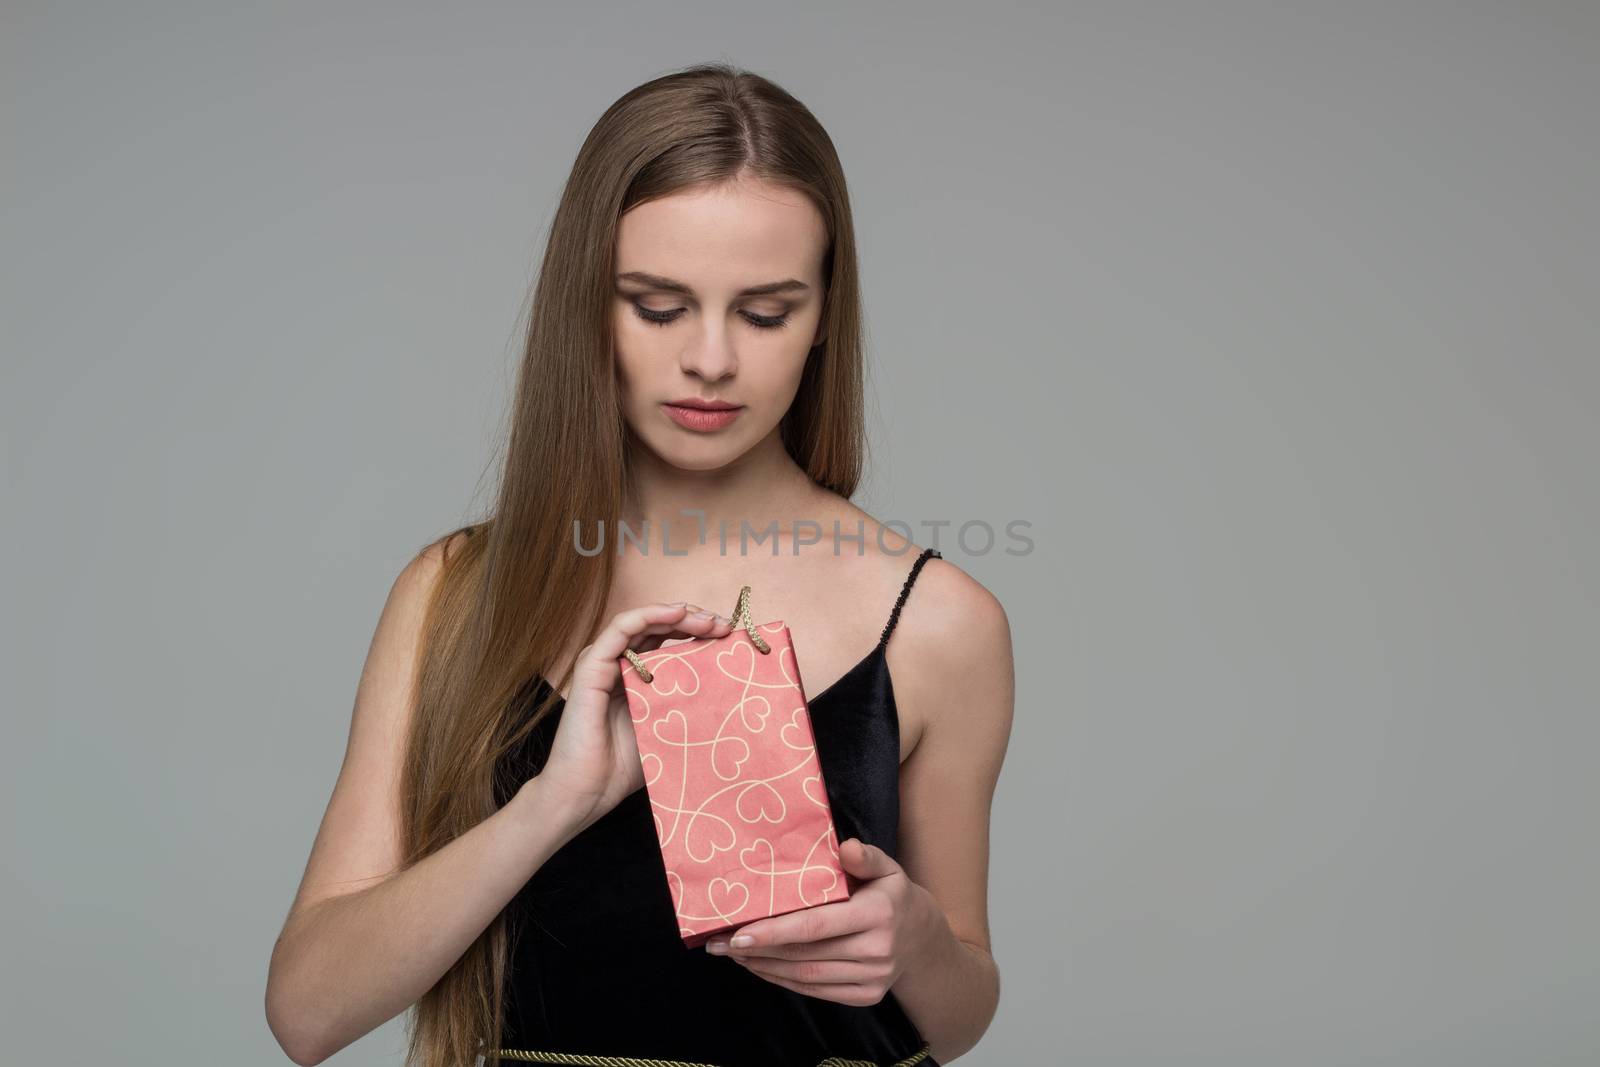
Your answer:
485,1039 -> 933,1066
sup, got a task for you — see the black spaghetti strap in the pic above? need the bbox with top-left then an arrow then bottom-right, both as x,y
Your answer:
879,546 -> 942,647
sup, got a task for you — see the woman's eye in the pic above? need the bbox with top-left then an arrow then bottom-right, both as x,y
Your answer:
741,310 -> 789,330
629,302 -> 789,331
632,303 -> 683,327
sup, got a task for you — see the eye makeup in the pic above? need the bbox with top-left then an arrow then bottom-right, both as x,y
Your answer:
630,301 -> 790,331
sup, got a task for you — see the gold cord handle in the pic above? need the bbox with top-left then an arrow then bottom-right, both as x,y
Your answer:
623,585 -> 770,684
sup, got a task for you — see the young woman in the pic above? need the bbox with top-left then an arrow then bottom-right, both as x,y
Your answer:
266,62 -> 1014,1067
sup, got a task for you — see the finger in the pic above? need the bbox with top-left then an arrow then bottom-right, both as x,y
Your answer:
628,611 -> 733,653
569,604 -> 729,695
626,603 -> 735,652
563,614 -> 734,703
837,838 -> 904,881
605,604 -> 731,650
716,899 -> 866,955
719,927 -> 875,961
730,953 -> 881,984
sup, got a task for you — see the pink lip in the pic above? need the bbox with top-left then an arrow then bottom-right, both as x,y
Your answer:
663,402 -> 743,432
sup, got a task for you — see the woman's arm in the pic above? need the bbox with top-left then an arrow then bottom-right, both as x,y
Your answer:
268,781 -> 584,1065
264,544 -> 587,1066
888,563 -> 1015,1062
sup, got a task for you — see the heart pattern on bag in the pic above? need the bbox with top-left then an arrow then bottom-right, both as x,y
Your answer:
620,621 -> 851,947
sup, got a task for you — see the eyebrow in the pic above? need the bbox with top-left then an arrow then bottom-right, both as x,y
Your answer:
615,271 -> 810,298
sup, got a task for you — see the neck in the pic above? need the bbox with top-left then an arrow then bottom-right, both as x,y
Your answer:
621,429 -> 821,557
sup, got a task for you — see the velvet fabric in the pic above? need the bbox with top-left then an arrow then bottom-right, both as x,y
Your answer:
490,548 -> 942,1067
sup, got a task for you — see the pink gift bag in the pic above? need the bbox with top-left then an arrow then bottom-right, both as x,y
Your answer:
618,594 -> 851,949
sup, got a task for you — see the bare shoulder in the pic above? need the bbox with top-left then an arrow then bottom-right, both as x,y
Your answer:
355,530 -> 470,689
889,550 -> 1013,730
400,528 -> 474,595
382,528 -> 480,639
837,503 -> 1008,651
829,503 -> 1013,744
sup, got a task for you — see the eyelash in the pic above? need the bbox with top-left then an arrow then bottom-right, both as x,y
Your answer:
631,302 -> 790,331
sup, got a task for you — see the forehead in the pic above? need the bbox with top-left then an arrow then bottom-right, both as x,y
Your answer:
615,178 -> 828,290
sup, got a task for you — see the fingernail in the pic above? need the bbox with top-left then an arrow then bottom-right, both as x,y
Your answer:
705,939 -> 728,953
730,934 -> 754,948
692,610 -> 714,621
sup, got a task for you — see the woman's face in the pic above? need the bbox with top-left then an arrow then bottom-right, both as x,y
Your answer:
612,176 -> 828,471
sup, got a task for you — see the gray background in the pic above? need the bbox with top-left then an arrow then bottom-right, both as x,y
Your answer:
3,2 -> 1596,1064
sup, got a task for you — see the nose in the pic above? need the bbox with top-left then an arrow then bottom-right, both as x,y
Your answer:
677,319 -> 737,382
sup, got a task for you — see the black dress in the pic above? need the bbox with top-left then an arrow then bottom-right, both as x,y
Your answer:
490,547 -> 944,1067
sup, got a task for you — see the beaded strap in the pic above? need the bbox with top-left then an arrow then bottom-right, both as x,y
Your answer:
485,1040 -> 932,1066
878,547 -> 941,647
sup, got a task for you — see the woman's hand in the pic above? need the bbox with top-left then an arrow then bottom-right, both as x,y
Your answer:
702,838 -> 949,1006
536,601 -> 733,833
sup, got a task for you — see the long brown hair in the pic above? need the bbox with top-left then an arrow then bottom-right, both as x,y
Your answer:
399,61 -> 869,1067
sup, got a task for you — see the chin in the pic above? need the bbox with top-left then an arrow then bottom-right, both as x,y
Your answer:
633,428 -> 746,471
